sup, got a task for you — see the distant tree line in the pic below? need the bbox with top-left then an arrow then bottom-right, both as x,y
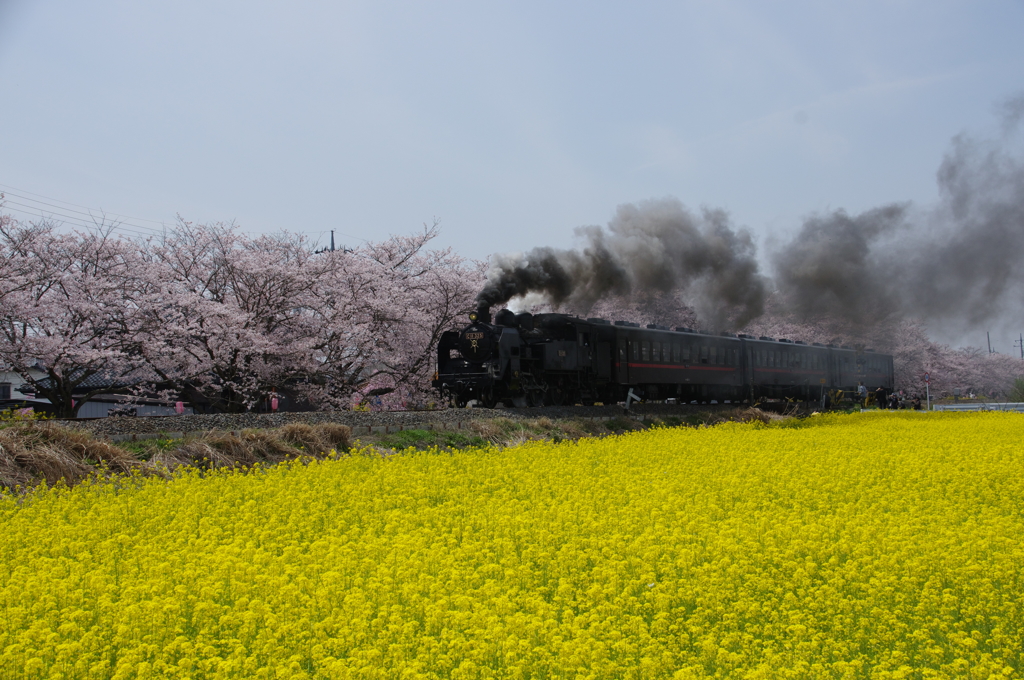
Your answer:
4,204 -> 1021,418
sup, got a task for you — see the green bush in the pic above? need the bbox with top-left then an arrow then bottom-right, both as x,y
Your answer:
1009,377 -> 1024,402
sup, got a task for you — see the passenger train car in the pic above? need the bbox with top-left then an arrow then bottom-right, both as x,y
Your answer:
432,308 -> 893,408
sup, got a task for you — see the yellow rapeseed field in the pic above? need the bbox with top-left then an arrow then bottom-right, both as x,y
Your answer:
1,411 -> 1022,679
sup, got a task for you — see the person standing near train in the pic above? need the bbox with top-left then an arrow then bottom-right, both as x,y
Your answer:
857,383 -> 868,407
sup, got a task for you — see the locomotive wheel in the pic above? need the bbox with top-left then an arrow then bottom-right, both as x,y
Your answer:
528,390 -> 545,407
547,387 -> 566,406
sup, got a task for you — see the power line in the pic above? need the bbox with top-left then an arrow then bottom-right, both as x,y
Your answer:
0,181 -> 368,245
0,186 -> 171,240
0,199 -> 166,240
0,194 -> 167,233
0,183 -> 171,225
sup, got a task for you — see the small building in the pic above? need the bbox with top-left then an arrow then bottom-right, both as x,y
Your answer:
0,365 -> 53,415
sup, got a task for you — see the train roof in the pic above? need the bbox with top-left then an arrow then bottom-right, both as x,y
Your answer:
493,310 -> 888,355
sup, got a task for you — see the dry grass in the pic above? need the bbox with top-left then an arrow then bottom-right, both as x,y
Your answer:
279,422 -> 351,455
468,417 -> 521,444
734,407 -> 787,424
0,423 -> 141,489
0,422 -> 352,491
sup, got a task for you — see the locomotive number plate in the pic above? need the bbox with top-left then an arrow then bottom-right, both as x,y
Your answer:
464,332 -> 484,340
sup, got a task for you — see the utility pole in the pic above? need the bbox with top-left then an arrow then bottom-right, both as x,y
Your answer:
988,331 -> 993,354
330,230 -> 335,252
1015,334 -> 1024,359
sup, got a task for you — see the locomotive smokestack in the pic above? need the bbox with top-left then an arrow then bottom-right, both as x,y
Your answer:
477,198 -> 768,330
474,303 -> 492,324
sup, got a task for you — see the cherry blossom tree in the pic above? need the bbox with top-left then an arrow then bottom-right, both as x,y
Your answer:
134,219 -> 331,412
0,217 -> 151,417
1,203 -> 482,415
299,223 -> 483,410
135,219 -> 482,412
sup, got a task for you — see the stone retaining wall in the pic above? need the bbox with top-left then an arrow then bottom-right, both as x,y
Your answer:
107,416 -> 620,443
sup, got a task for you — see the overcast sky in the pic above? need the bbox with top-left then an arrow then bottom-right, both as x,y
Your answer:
1,1 -> 1021,268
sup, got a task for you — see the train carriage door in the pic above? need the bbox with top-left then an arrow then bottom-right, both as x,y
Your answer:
616,336 -> 630,384
595,342 -> 612,379
739,340 -> 751,389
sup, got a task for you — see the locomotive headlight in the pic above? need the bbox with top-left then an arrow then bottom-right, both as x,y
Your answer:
469,312 -> 478,322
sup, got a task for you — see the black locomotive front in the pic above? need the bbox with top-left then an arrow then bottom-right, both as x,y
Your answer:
433,309 -> 605,408
432,311 -> 504,407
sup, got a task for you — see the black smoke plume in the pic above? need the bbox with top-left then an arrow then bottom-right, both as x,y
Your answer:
773,94 -> 1024,336
476,198 -> 768,330
478,94 -> 1024,339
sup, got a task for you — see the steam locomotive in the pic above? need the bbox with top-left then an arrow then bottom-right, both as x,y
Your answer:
432,308 -> 893,407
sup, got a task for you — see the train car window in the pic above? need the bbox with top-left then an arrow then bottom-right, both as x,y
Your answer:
700,346 -> 709,364
631,342 -> 639,361
683,345 -> 692,362
672,344 -> 680,363
652,341 -> 661,362
769,351 -> 776,368
641,341 -> 650,362
718,348 -> 725,366
709,346 -> 717,365
732,349 -> 738,366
